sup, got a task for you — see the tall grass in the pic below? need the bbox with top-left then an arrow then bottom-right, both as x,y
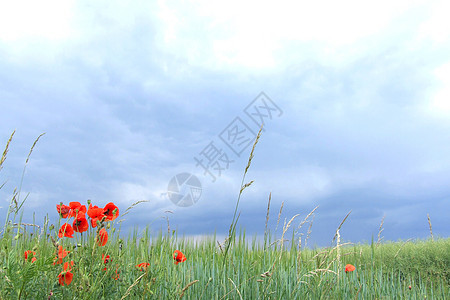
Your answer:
0,132 -> 449,299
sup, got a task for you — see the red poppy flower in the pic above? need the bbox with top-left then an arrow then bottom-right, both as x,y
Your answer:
136,262 -> 150,271
53,245 -> 70,265
103,202 -> 119,221
88,204 -> 105,227
409,285 -> 412,290
345,264 -> 356,273
24,250 -> 37,263
56,204 -> 70,218
173,250 -> 186,265
58,261 -> 74,286
113,269 -> 119,280
73,215 -> 89,233
97,228 -> 108,246
102,253 -> 111,264
58,223 -> 74,238
68,202 -> 87,218
101,253 -> 112,271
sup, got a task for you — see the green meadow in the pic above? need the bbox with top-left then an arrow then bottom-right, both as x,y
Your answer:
1,131 -> 449,299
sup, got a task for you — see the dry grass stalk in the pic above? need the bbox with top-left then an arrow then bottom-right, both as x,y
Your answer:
25,133 -> 45,165
377,215 -> 385,246
120,272 -> 147,300
220,276 -> 255,300
179,280 -> 199,298
311,242 -> 352,269
297,237 -> 302,271
12,133 -> 45,218
305,239 -> 352,289
119,200 -> 150,221
311,269 -> 338,275
427,213 -> 434,241
263,213 -> 300,295
354,283 -> 363,300
12,223 -> 40,230
336,230 -> 341,281
305,214 -> 315,249
217,240 -> 224,253
279,214 -> 300,249
0,130 -> 15,171
165,216 -> 171,236
275,201 -> 284,234
296,206 -> 319,230
264,192 -> 271,247
117,200 -> 151,225
293,205 -> 318,249
199,278 -> 212,299
227,278 -> 243,300
224,125 -> 263,264
394,238 -> 413,258
260,271 -> 271,278
332,210 -> 352,243
239,180 -> 254,194
244,124 -> 263,175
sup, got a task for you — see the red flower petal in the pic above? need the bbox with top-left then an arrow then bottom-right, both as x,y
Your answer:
56,204 -> 70,218
103,202 -> 119,221
173,250 -> 186,264
24,250 -> 36,262
345,264 -> 356,273
58,223 -> 74,238
73,216 -> 89,233
97,228 -> 108,246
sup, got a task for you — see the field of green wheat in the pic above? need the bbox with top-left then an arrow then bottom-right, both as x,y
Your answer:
1,131 -> 449,299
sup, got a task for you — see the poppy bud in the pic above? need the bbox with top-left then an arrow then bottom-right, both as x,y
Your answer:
49,224 -> 54,230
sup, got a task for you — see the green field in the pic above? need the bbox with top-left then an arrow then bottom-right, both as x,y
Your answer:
1,132 -> 449,299
0,218 -> 449,299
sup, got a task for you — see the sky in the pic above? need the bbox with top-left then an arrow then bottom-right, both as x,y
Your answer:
0,0 -> 449,247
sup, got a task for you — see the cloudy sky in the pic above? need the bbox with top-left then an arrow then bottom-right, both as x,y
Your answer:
0,0 -> 449,247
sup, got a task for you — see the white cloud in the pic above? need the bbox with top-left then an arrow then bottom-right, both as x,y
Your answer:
427,62 -> 450,117
0,0 -> 75,41
417,0 -> 450,44
155,0 -> 430,70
